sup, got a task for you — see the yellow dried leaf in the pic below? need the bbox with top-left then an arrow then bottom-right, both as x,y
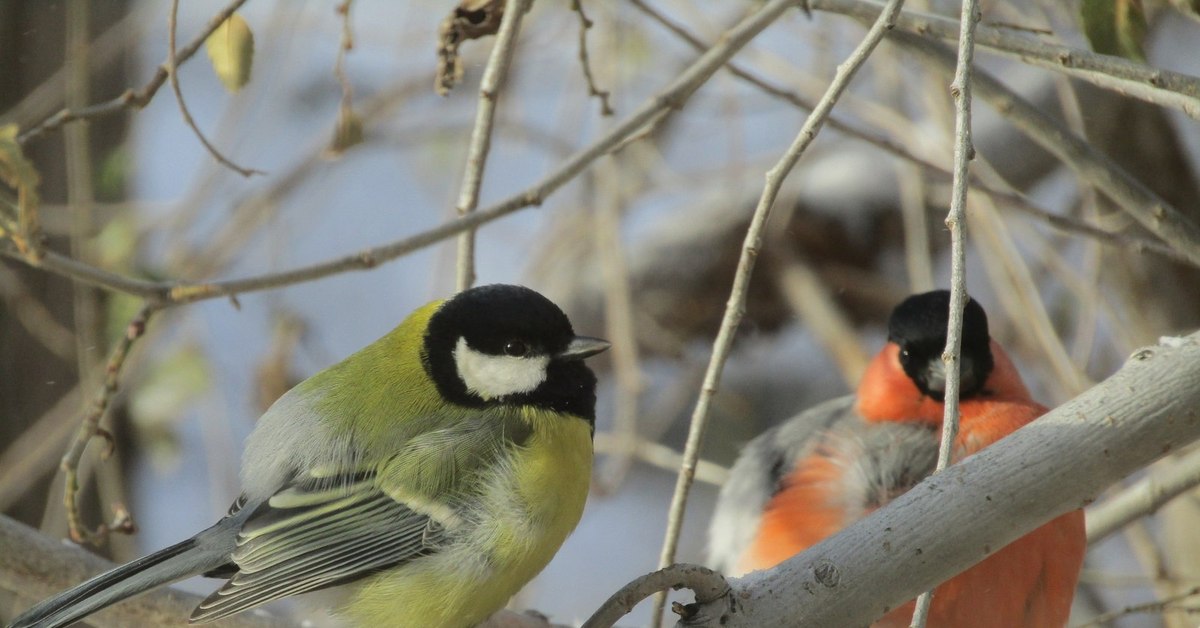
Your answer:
0,123 -> 43,258
205,13 -> 255,92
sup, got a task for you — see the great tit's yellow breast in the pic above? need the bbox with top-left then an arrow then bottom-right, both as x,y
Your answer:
496,407 -> 593,566
337,409 -> 592,628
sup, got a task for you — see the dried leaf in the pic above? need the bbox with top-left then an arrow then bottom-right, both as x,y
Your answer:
1080,0 -> 1148,62
435,0 -> 505,96
205,12 -> 255,92
326,106 -> 365,157
0,123 -> 43,258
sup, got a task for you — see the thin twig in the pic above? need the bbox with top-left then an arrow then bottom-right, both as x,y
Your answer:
0,267 -> 75,360
772,250 -> 869,386
968,187 -> 1092,395
627,0 -> 1198,269
17,0 -> 252,146
910,0 -> 978,622
571,0 -> 613,116
167,0 -> 260,177
1088,447 -> 1200,544
898,160 -> 934,292
887,30 -> 1200,268
335,1 -> 356,112
1073,587 -> 1200,627
59,304 -> 154,545
1121,519 -> 1187,628
454,0 -> 531,291
326,0 -> 361,157
594,158 -> 644,490
581,564 -> 729,628
650,0 -> 909,624
628,0 -> 938,185
807,0 -> 1200,119
0,384 -> 83,510
2,0 -> 818,306
592,431 -> 729,486
65,0 -> 99,391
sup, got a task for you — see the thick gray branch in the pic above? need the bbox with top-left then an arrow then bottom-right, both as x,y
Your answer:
678,333 -> 1200,626
0,516 -> 566,627
0,515 -> 289,628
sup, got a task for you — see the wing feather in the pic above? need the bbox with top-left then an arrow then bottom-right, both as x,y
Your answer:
190,478 -> 450,624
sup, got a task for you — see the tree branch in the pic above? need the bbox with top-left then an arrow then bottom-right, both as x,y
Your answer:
454,0 -> 531,291
912,0 -> 980,620
0,516 -> 574,628
16,0 -> 252,146
1087,445 -> 1200,545
808,0 -> 1200,119
887,31 -> 1200,268
0,515 -> 289,628
2,0 -> 811,308
650,0 -> 909,623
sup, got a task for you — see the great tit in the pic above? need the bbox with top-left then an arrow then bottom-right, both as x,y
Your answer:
10,284 -> 610,628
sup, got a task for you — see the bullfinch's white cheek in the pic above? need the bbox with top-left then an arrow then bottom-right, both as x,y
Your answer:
454,337 -> 550,400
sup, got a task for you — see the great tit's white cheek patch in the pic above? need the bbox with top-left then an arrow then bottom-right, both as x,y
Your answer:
454,337 -> 550,400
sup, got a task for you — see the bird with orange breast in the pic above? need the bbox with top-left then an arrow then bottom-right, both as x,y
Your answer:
708,290 -> 1086,627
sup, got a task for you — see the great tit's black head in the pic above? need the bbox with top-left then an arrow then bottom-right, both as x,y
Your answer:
887,290 -> 994,401
423,284 -> 609,421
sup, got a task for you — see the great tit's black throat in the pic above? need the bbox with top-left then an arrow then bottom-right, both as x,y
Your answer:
888,290 -> 994,401
423,284 -> 600,423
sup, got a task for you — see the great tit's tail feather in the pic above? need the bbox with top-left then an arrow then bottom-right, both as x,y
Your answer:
7,536 -> 228,628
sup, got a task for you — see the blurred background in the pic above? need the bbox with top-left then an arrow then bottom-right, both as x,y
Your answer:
2,0 -> 1200,625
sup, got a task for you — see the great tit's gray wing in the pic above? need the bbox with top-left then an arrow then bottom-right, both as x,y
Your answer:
189,473 -> 449,623
706,395 -> 856,574
191,413 -> 531,624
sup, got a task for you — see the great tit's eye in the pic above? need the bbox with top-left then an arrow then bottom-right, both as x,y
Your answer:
504,340 -> 529,357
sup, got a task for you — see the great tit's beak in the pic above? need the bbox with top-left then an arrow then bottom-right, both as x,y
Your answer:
558,336 -> 611,361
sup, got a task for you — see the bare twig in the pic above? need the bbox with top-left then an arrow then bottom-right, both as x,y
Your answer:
453,0 -> 530,291
65,0 -> 99,390
571,0 -> 613,116
1073,586 -> 1200,627
592,432 -> 729,486
581,564 -> 729,628
627,0 -> 1200,270
326,0 -> 364,156
968,188 -> 1092,395
2,0 -> 814,306
594,158 -> 644,490
167,0 -> 260,177
650,0 -> 908,624
0,385 -> 82,510
910,0 -> 977,622
898,161 -> 934,292
59,305 -> 154,545
1088,446 -> 1200,544
807,0 -> 1200,119
0,267 -> 75,360
887,31 -> 1200,268
17,0 -> 252,146
772,250 -> 869,386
